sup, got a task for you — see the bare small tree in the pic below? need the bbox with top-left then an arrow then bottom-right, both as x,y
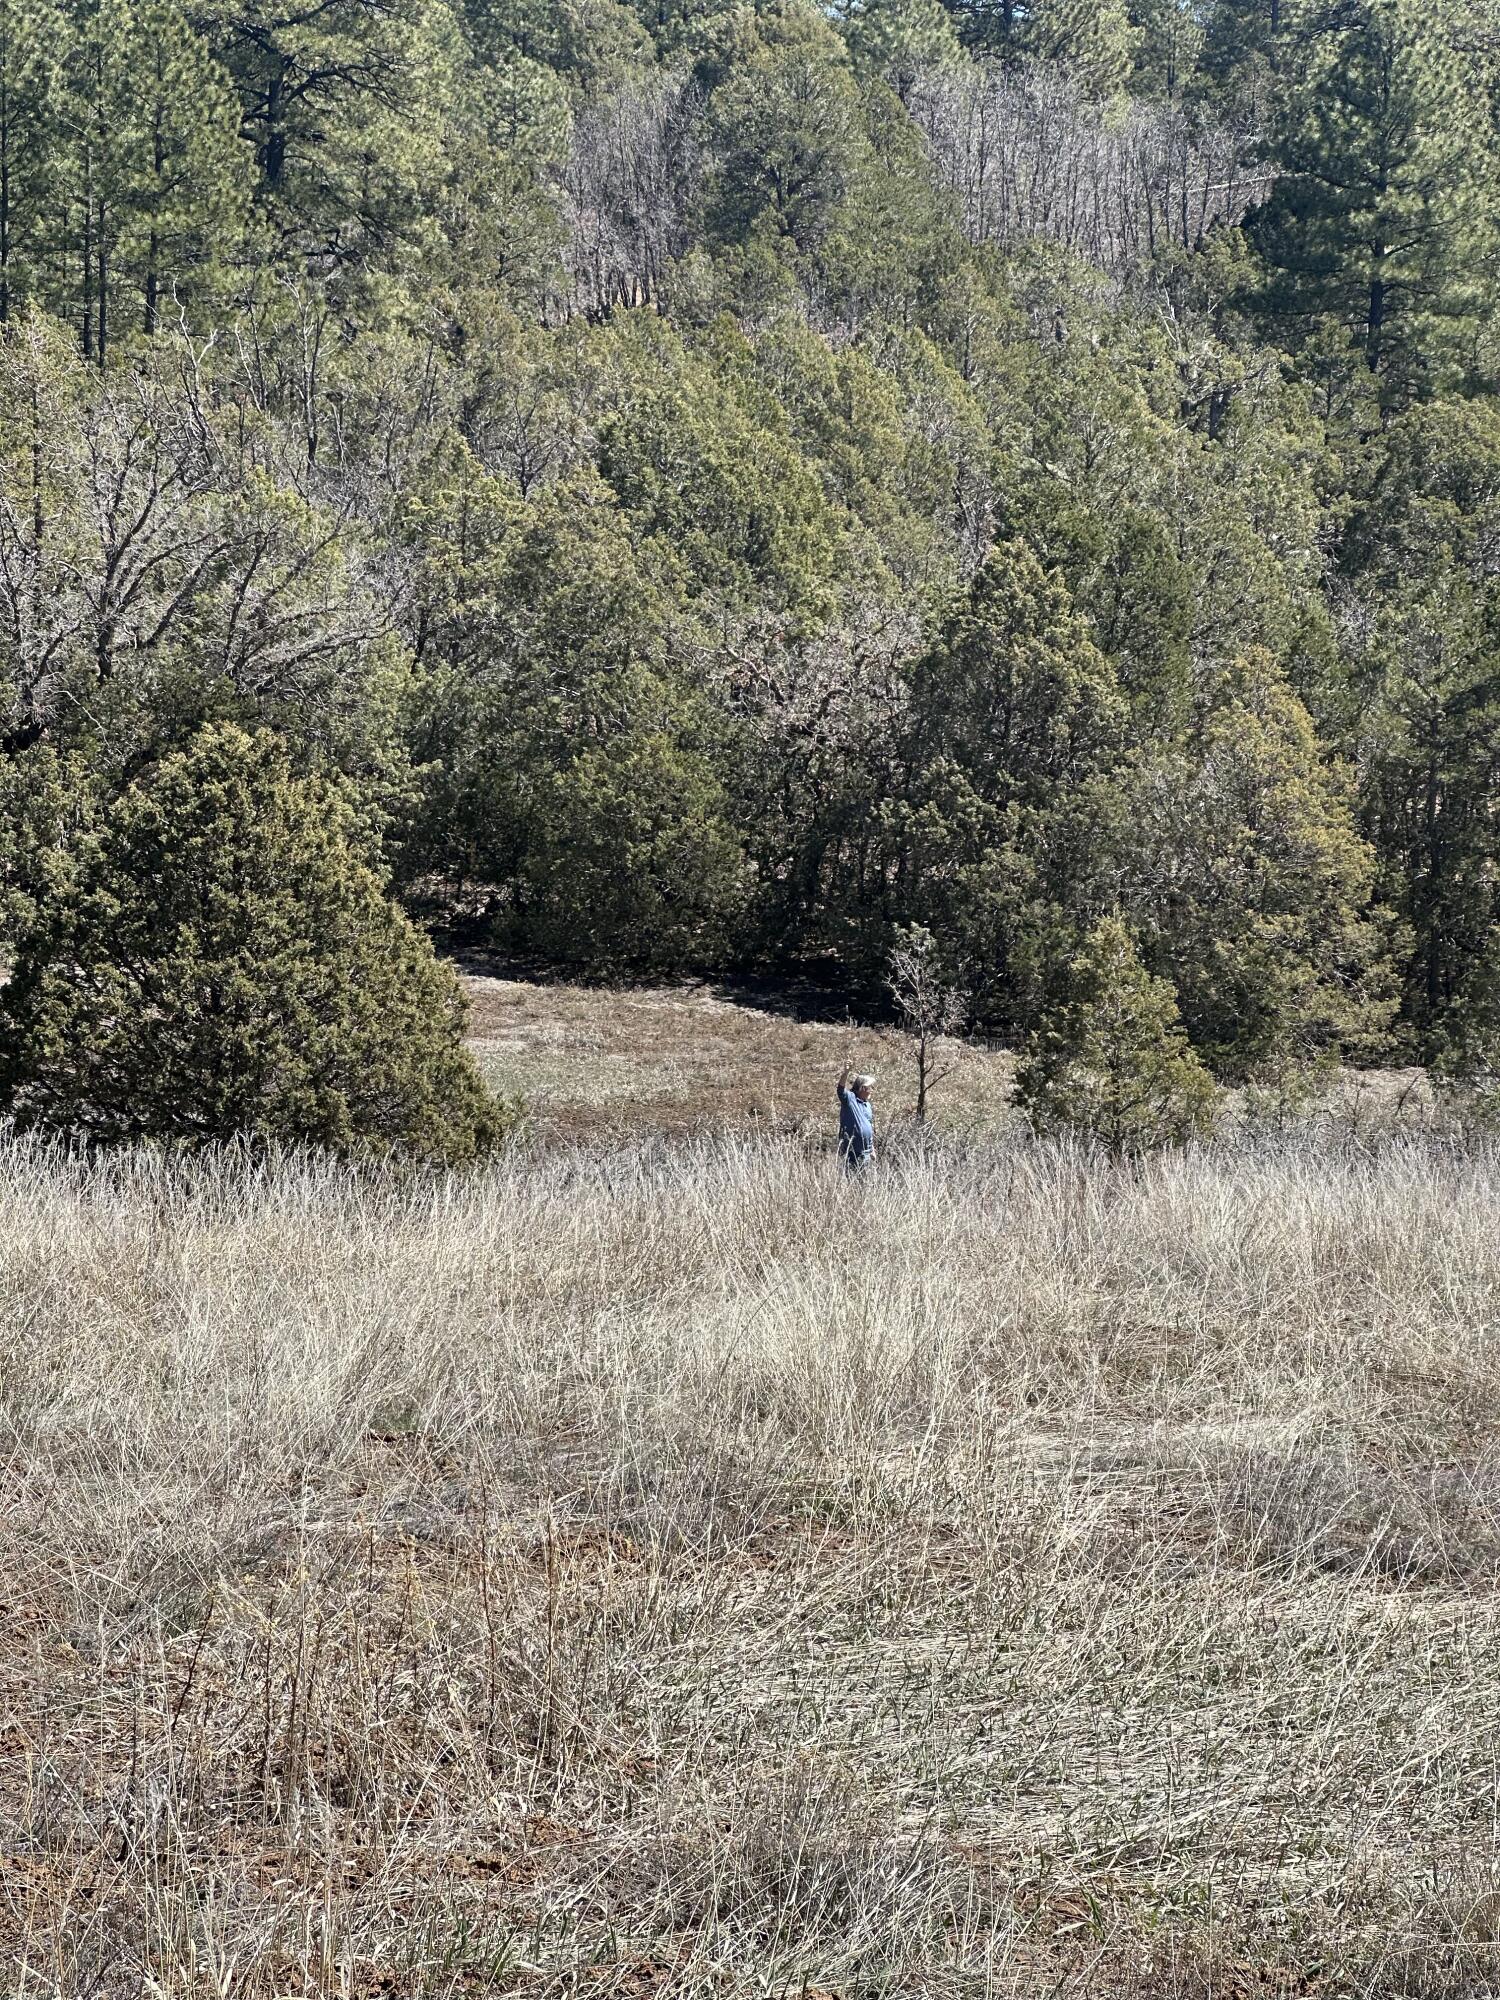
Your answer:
888,924 -> 970,1124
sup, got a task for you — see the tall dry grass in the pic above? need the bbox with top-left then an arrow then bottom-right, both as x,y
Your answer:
4,1130 -> 1500,1996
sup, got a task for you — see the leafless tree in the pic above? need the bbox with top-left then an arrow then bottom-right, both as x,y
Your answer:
559,71 -> 703,320
0,319 -> 393,765
909,59 -> 1271,279
888,923 -> 970,1123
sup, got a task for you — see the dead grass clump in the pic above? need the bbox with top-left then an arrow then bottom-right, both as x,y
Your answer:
1193,1446 -> 1500,1587
5,1130 -> 1500,1992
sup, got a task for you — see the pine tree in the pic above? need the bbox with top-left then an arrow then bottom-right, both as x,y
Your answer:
193,0 -> 452,265
934,0 -> 1032,56
1246,0 -> 1495,402
62,0 -> 250,358
1195,0 -> 1290,113
1015,915 -> 1221,1154
131,0 -> 251,335
0,0 -> 63,323
835,0 -> 961,101
703,10 -> 869,257
1127,0 -> 1201,96
1028,0 -> 1140,93
0,724 -> 505,1159
62,0 -> 132,362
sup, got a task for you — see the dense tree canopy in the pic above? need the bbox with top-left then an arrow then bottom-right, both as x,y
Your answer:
4,0 -> 1500,1097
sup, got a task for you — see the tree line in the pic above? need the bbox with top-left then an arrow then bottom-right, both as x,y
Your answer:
5,0 -> 1500,1153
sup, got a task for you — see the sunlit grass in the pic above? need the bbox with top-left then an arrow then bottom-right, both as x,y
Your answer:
3,1129 -> 1500,1995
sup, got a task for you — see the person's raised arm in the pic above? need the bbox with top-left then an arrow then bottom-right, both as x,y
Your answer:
837,1065 -> 850,1100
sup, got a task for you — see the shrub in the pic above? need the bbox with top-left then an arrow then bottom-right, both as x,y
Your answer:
1015,916 -> 1220,1154
0,724 -> 504,1163
517,734 -> 748,975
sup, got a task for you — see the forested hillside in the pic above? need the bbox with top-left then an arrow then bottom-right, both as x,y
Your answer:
3,0 -> 1500,1086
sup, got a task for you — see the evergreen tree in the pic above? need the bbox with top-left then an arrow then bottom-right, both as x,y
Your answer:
1246,0 -> 1496,402
193,0 -> 451,265
1039,502 -> 1195,734
595,316 -> 840,618
834,0 -> 961,101
0,741 -> 87,945
1029,0 -> 1140,93
61,0 -> 248,360
1430,919 -> 1500,1121
937,0 -> 1032,56
463,0 -> 651,90
703,8 -> 870,257
63,0 -> 132,362
131,0 -> 251,334
1135,652 -> 1395,1079
1128,0 -> 1200,96
519,734 -> 748,974
1015,915 -> 1221,1153
1195,0 -> 1290,113
398,447 -> 752,977
1359,574 -> 1500,1050
0,0 -> 63,323
0,724 -> 504,1160
890,538 -> 1125,1028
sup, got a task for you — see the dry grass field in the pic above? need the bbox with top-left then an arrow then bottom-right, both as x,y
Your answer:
460,974 -> 1020,1140
2,982 -> 1497,1998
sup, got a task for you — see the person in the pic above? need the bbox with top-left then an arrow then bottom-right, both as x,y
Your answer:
836,1066 -> 876,1172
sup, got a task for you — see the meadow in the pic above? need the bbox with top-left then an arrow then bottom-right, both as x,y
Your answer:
3,981 -> 1499,1998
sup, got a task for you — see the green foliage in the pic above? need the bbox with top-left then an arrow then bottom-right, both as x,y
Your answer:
1196,0 -> 1288,111
703,5 -> 870,256
1246,0 -> 1496,403
1029,0 -> 1140,92
1135,652 -> 1396,1079
0,0 -> 66,322
891,537 -> 1125,1027
0,0 -> 253,348
0,725 -> 503,1161
1015,916 -> 1221,1153
194,0 -> 454,269
595,315 -> 841,618
0,0 -> 1490,1101
0,312 -> 406,788
1355,574 -> 1500,1049
1430,916 -> 1500,1124
518,734 -> 748,974
834,0 -> 961,99
1128,0 -> 1201,95
0,743 -> 89,944
1038,502 -> 1194,732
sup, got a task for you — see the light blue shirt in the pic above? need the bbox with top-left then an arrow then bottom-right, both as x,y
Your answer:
838,1085 -> 874,1167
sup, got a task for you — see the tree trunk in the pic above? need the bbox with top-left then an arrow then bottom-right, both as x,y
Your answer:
264,68 -> 286,188
96,203 -> 108,367
1366,271 -> 1385,374
0,92 -> 11,324
80,147 -> 93,360
145,94 -> 163,334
